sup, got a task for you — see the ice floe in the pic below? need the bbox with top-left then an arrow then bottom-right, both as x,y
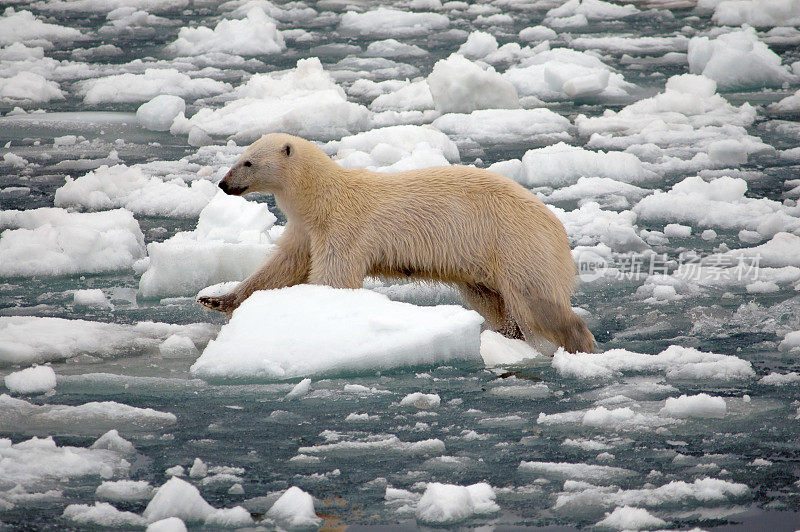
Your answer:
190,285 -> 483,381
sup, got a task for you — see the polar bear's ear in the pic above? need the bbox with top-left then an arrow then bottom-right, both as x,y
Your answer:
282,144 -> 292,157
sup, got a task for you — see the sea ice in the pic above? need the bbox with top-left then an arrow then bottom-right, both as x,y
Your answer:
0,207 -> 145,277
168,7 -> 284,56
190,285 -> 483,381
0,71 -> 64,103
710,0 -> 800,28
432,108 -> 570,145
143,476 -> 252,525
338,8 -> 449,37
688,27 -> 794,89
63,502 -> 147,527
594,506 -> 666,530
73,288 -> 112,308
415,482 -> 499,525
427,54 -> 519,113
0,316 -> 216,365
659,393 -> 727,418
0,9 -> 83,47
78,68 -> 231,104
266,486 -> 323,530
138,191 -> 277,299
136,95 -> 186,131
4,366 -> 57,395
96,480 -> 155,502
55,164 -> 217,217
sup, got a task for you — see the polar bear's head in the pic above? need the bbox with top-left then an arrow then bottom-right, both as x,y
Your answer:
218,133 -> 318,196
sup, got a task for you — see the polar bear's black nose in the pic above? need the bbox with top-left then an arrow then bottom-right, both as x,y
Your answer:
219,180 -> 230,193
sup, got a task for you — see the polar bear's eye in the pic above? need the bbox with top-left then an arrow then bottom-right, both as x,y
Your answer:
243,161 -> 252,167
282,144 -> 292,157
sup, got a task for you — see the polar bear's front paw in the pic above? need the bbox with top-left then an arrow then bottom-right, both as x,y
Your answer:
198,293 -> 238,314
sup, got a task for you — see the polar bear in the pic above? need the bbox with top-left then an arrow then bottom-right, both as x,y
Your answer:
199,133 -> 594,353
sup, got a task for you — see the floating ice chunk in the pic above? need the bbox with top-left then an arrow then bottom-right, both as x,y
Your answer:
759,372 -> 800,385
298,435 -> 445,458
168,7 -> 283,56
78,68 -> 231,105
543,177 -> 650,210
746,280 -> 779,293
144,477 -> 251,526
718,233 -> 800,268
660,393 -> 727,419
4,366 -> 56,395
433,108 -> 570,145
285,378 -> 311,399
571,36 -> 689,54
0,434 -> 131,490
147,517 -> 188,532
172,58 -> 370,142
158,334 -> 199,358
138,191 -> 277,299
96,480 -> 155,502
0,317 -> 214,366
137,95 -> 186,131
31,0 -> 189,14
328,124 -> 460,172
0,71 -> 64,103
594,506 -> 666,531
688,27 -> 793,90
711,0 -> 800,28
519,25 -> 557,42
519,461 -> 636,484
364,39 -> 427,58
480,330 -> 547,366
339,8 -> 449,38
553,345 -> 754,381
73,288 -> 112,308
548,13 -> 588,29
189,458 -> 207,478
427,54 -> 519,113
2,153 -> 28,168
768,88 -> 800,115
0,9 -> 82,47
663,224 -> 691,238
0,394 -> 176,436
55,165 -> 217,218
266,486 -> 322,530
63,502 -> 147,527
518,143 -> 656,187
457,31 -> 498,60
546,0 -> 639,20
400,392 -> 441,410
190,286 -> 483,381
553,477 -> 748,515
370,80 -> 433,112
634,177 -> 799,234
504,48 -> 633,101
779,331 -> 800,353
0,207 -> 145,277
552,202 -> 647,252
91,430 -> 136,455
415,483 -> 498,525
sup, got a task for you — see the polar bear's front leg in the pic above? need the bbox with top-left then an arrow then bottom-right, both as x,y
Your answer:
198,224 -> 311,314
307,244 -> 366,289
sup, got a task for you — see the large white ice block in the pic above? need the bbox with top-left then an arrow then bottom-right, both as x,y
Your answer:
190,285 -> 483,381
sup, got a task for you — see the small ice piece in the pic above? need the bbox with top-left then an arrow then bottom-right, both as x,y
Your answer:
768,88 -> 800,114
189,458 -> 208,479
228,483 -> 244,495
165,465 -> 185,477
594,506 -> 666,531
759,372 -> 800,385
338,8 -> 449,38
96,480 -> 155,502
779,331 -> 800,354
545,0 -> 639,21
285,378 -> 311,400
660,393 -> 727,419
0,9 -> 82,46
73,289 -> 112,309
415,483 -> 499,525
1,72 -> 64,103
168,7 -> 284,56
457,31 -> 498,60
479,330 -> 547,366
432,108 -> 570,145
143,477 -> 251,525
0,207 -> 145,277
746,280 -> 779,293
63,502 -> 146,527
158,335 -> 199,358
78,69 -> 231,105
518,461 -> 636,484
427,54 -> 519,113
91,429 -> 136,455
663,224 -> 692,238
137,95 -> 186,132
702,229 -> 717,241
519,26 -> 557,42
400,392 -> 441,410
4,365 -> 56,394
266,486 -> 323,530
146,517 -> 188,532
190,286 -> 483,381
55,164 -> 217,218
688,27 -> 793,90
710,0 -> 800,28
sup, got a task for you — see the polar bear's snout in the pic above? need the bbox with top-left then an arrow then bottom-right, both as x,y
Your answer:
218,170 -> 248,196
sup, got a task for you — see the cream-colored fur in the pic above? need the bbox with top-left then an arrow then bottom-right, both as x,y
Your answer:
199,133 -> 595,353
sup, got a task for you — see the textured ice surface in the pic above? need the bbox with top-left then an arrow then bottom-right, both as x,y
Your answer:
190,285 -> 483,381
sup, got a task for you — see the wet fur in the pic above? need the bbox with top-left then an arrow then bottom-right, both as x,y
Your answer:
198,133 -> 595,353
